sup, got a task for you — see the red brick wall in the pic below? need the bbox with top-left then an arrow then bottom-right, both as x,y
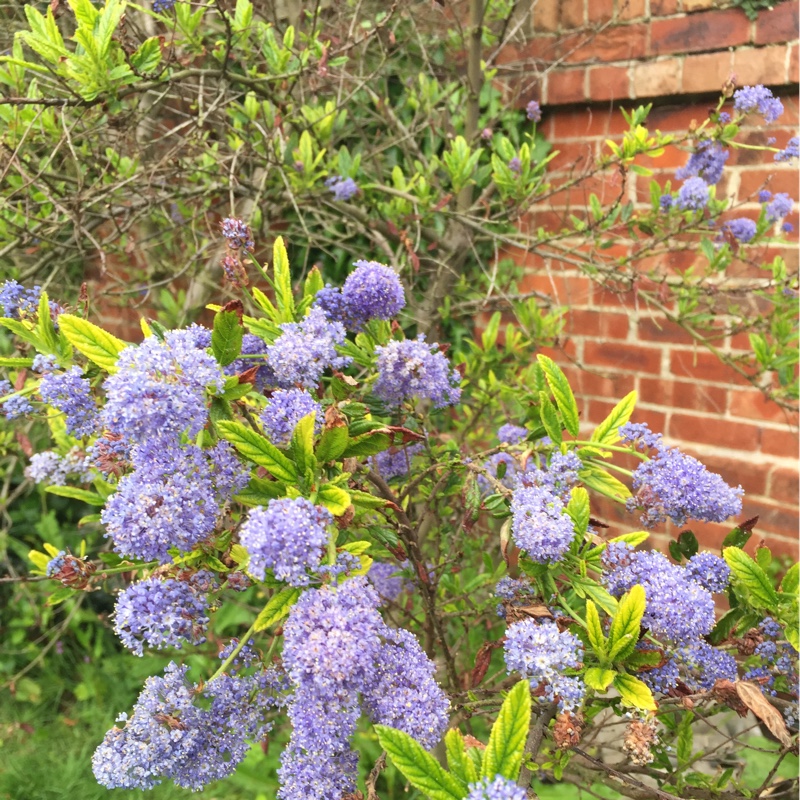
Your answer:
504,1 -> 799,557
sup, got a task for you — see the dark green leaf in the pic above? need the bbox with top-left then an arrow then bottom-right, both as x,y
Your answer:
723,547 -> 779,608
212,310 -> 244,367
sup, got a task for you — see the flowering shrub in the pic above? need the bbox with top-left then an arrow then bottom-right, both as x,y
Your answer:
1,227 -> 797,797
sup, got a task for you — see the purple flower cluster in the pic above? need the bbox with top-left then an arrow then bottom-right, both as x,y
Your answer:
733,85 -> 784,124
504,619 -> 585,711
676,176 -> 709,211
326,176 -> 358,201
0,280 -> 40,318
511,482 -> 575,564
279,577 -> 448,799
467,775 -> 527,800
266,307 -> 350,389
32,354 -> 58,373
619,423 -> 743,528
39,367 -> 98,437
25,447 -> 92,485
498,424 -> 528,444
518,450 -> 582,501
526,100 -> 542,123
0,379 -> 33,419
239,497 -> 332,586
494,575 -> 537,618
764,192 -> 793,222
478,452 -> 520,494
720,217 -> 757,243
113,577 -> 210,656
93,661 -> 284,790
220,217 -> 254,251
676,140 -> 729,185
373,336 -> 461,409
367,561 -> 410,603
602,542 -> 715,643
153,0 -> 177,12
260,388 -> 322,447
775,136 -> 799,162
743,618 -> 799,704
642,640 -> 737,694
685,552 -> 730,593
508,156 -> 522,174
372,443 -> 424,480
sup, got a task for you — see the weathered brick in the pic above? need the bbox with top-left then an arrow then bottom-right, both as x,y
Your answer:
650,9 -> 752,56
651,0 -> 679,14
732,44 -> 789,87
668,413 -> 761,451
638,376 -> 727,415
560,364 -> 637,399
633,59 -> 683,98
532,0 -> 560,32
739,498 -> 800,542
584,340 -> 663,373
588,65 -> 631,102
769,467 -> 800,505
561,0 -> 586,29
682,0 -> 722,10
545,68 -> 587,105
519,271 -> 593,304
550,107 -> 631,138
729,389 -> 800,426
755,2 -> 799,46
566,23 -> 649,62
695,451 -> 769,497
637,317 -> 695,346
681,51 -> 734,95
761,427 -> 799,458
670,349 -> 753,385
790,42 -> 799,83
736,167 -> 800,200
548,140 -> 597,172
588,0 -> 615,23
617,0 -> 647,21
568,308 -> 630,338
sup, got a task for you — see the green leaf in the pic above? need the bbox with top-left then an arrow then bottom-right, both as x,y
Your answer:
36,291 -> 59,353
723,547 -> 779,608
444,728 -> 477,785
590,391 -> 637,445
0,317 -> 44,348
130,36 -> 162,73
538,390 -> 563,444
304,266 -> 324,300
253,587 -> 301,631
47,586 -> 78,606
785,621 -> 799,651
234,476 -> 286,506
609,531 -> 649,548
676,710 -> 693,767
290,412 -> 317,475
585,599 -> 607,657
607,585 -> 645,661
613,673 -> 657,711
584,667 -> 616,691
481,679 -> 532,780
722,525 -> 753,550
677,530 -> 698,558
580,581 -> 618,616
211,310 -> 244,366
45,486 -> 105,506
57,314 -> 127,373
579,464 -> 631,502
349,489 -> 387,510
272,236 -> 295,323
537,355 -> 580,436
566,487 -> 590,535
376,725 -> 466,800
780,563 -> 798,596
341,432 -> 391,458
708,607 -> 745,645
315,425 -> 349,463
0,357 -> 34,368
317,483 -> 351,516
216,421 -> 297,482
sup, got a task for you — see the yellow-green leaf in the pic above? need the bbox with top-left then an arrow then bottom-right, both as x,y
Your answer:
481,679 -> 532,780
273,236 -> 295,323
584,667 -> 616,691
608,585 -> 645,661
57,314 -> 127,373
723,547 -> 779,608
216,421 -> 296,483
253,587 -> 301,631
585,599 -> 606,657
317,483 -> 351,516
614,673 -> 657,711
590,391 -> 637,445
537,354 -> 580,436
579,464 -> 631,502
445,728 -> 478,785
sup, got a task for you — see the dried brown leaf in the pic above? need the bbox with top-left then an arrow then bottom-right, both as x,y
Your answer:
736,680 -> 793,747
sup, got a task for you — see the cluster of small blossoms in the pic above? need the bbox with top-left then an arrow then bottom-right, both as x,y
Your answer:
511,475 -> 575,564
619,422 -> 743,527
498,423 -> 528,444
775,136 -> 799,162
189,326 -> 272,390
676,139 -> 729,185
220,217 -> 254,286
684,551 -> 731,593
93,661 -> 286,791
0,379 -> 34,419
373,335 -> 461,409
676,176 -> 710,211
504,618 -> 585,711
325,175 -> 358,201
760,191 -> 794,223
32,354 -> 58,373
477,452 -> 521,494
278,577 -> 448,799
642,639 -> 737,694
39,366 -> 98,437
45,551 -> 95,588
371,443 -> 424,480
494,575 -> 537,618
720,217 -> 757,243
602,542 -> 716,644
239,497 -> 332,586
315,260 -> 406,331
152,0 -> 177,12
733,85 -> 784,124
467,775 -> 527,800
260,388 -> 322,447
113,575 -> 211,656
743,618 -> 799,710
518,450 -> 582,501
525,100 -> 542,123
218,638 -> 259,673
367,561 -> 411,603
25,447 -> 92,485
266,306 -> 351,389
0,279 -> 41,318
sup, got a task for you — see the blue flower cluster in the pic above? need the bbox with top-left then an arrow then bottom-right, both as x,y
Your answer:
642,639 -> 737,694
511,481 -> 575,564
25,447 -> 92,485
676,139 -> 729,185
775,136 -> 799,162
733,85 -> 784,124
743,617 -> 799,715
720,217 -> 757,244
498,424 -> 528,444
619,422 -> 742,527
0,379 -> 33,419
684,552 -> 731,593
39,366 -> 98,437
367,561 -> 411,603
761,191 -> 793,222
326,175 -> 358,201
526,100 -> 542,123
467,775 -> 527,800
0,280 -> 40,318
260,388 -> 322,447
372,443 -> 424,480
373,336 -> 461,409
676,176 -> 710,211
504,618 -> 585,711
239,497 -> 332,586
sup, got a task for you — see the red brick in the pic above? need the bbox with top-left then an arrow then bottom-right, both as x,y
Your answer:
682,0 -> 718,10
670,349 -> 753,386
732,45 -> 789,87
740,498 -> 800,542
560,364 -> 637,399
561,0 -> 586,29
651,0 -> 679,14
533,1 -> 559,32
696,450 -> 768,497
618,0 -> 647,21
761,427 -> 799,458
682,51 -> 734,95
588,0 -> 615,23
729,389 -> 799,425
755,2 -> 799,46
638,376 -> 727,415
549,140 -> 597,172
790,42 -> 799,83
637,316 -> 695,346
668,412 -> 761,451
546,68 -> 587,105
650,9 -> 752,56
571,309 -> 631,339
588,65 -> 631,102
536,339 -> 579,363
550,107 -> 631,139
565,23 -> 649,62
737,167 -> 800,201
769,467 -> 800,505
586,397 -> 617,424
584,340 -> 663,374
519,272 -> 593,303
633,59 -> 684,98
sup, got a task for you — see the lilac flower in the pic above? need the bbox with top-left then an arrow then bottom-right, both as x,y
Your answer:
372,443 -> 424,480
467,775 -> 527,800
783,222 -> 794,233
367,561 -> 410,602
733,85 -> 784,124
218,638 -> 259,673
25,448 -> 92,485
718,112 -> 731,124
341,260 -> 406,329
659,194 -> 674,212
495,576 -> 537,618
0,280 -> 40,318
526,100 -> 542,122
678,640 -> 737,690
260,388 -> 322,446
0,382 -> 33,419
759,190 -> 773,203
641,653 -> 681,694
313,285 -> 350,324
511,483 -> 574,563
504,619 -> 585,711
103,329 -> 225,444
766,192 -> 793,221
239,497 -> 332,586
508,156 -> 522,174
481,127 -> 493,140
113,577 -> 210,656
498,424 -> 528,445
46,551 -> 68,577
518,450 -> 583,500
721,218 -> 757,243
32,354 -> 58,373
676,140 -> 729,185
478,452 -> 520,494
676,176 -> 710,211
373,336 -> 461,408
153,0 -> 177,12
622,424 -> 742,527
220,217 -> 254,251
685,552 -> 730,593
326,176 -> 358,201
39,366 -> 97,437
266,307 -> 350,389
775,136 -> 799,162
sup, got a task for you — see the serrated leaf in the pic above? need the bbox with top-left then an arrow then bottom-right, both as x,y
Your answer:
780,563 -> 798,596
676,710 -> 693,766
0,317 -> 44,348
253,587 -> 301,631
723,547 -> 779,608
0,357 -> 34,368
57,314 -> 126,372
349,489 -> 387,510
444,728 -> 477,785
614,673 -> 657,711
47,586 -> 78,606
304,266 -> 324,299
376,725 -> 466,800
566,486 -> 589,535
590,391 -> 637,445
610,531 -> 649,547
216,421 -> 296,482
36,291 -> 59,353
608,585 -> 645,661
582,581 -> 619,616
584,667 -> 616,691
229,544 -> 249,566
316,425 -> 349,463
341,432 -> 391,458
317,483 -> 351,516
538,390 -> 563,444
211,310 -> 244,367
130,36 -> 162,73
234,475 -> 286,506
537,355 -> 580,436
585,600 -> 606,657
481,679 -> 531,780
290,412 -> 316,475
45,486 -> 106,506
273,236 -> 295,322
